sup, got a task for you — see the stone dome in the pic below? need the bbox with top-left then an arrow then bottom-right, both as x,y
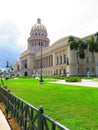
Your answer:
28,18 -> 50,51
30,18 -> 48,37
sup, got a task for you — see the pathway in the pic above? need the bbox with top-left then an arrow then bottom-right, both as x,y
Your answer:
52,79 -> 98,87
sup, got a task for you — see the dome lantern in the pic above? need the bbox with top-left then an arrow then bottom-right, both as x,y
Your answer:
37,18 -> 41,24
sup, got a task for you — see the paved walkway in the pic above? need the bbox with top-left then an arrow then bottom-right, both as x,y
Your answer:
52,79 -> 98,88
0,110 -> 11,130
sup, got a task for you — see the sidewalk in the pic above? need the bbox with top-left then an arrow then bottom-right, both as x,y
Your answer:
51,79 -> 98,87
0,109 -> 11,130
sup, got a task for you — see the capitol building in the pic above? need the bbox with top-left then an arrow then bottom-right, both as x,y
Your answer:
14,18 -> 98,76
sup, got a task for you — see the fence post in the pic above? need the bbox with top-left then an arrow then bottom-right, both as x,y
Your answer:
5,89 -> 10,117
38,106 -> 44,130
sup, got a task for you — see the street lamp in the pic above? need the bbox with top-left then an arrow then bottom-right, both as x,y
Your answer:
39,42 -> 44,84
6,61 -> 9,80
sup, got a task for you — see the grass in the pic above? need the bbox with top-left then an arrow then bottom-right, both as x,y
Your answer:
1,77 -> 98,130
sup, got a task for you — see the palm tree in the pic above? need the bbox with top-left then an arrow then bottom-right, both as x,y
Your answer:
68,36 -> 79,75
87,34 -> 98,75
78,50 -> 85,59
87,36 -> 98,63
78,39 -> 87,59
94,32 -> 98,53
95,32 -> 98,42
68,36 -> 78,50
68,37 -> 87,75
87,36 -> 95,58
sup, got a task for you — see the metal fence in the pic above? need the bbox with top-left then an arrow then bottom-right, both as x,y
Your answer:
0,86 -> 69,130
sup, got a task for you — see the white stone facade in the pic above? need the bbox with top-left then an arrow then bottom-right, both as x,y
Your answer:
14,19 -> 98,76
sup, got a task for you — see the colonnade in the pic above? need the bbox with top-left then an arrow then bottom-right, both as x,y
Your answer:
35,49 -> 68,76
35,55 -> 53,69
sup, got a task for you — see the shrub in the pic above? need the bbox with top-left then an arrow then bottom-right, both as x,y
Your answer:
65,76 -> 81,82
43,75 -> 65,79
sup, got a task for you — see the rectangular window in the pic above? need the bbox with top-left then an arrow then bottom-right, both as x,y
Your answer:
17,65 -> 20,70
92,67 -> 94,72
86,57 -> 89,63
60,56 -> 62,64
64,55 -> 66,63
57,56 -> 59,65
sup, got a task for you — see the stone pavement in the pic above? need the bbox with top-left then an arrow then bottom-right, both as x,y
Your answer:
51,79 -> 98,87
0,109 -> 11,130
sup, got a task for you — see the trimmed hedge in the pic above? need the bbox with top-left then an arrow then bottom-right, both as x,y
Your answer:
43,75 -> 65,79
65,76 -> 81,82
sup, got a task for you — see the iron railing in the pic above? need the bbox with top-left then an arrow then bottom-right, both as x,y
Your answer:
0,86 -> 69,130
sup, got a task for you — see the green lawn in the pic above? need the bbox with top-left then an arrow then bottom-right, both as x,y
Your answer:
1,77 -> 98,130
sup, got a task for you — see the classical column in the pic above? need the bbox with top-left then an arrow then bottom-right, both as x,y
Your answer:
53,52 -> 56,66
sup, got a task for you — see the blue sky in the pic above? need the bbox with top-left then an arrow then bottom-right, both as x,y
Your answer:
0,0 -> 98,68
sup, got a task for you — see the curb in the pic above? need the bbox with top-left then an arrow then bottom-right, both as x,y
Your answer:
0,110 -> 11,130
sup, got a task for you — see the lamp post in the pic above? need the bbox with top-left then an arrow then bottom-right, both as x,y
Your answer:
39,42 -> 44,84
6,61 -> 9,80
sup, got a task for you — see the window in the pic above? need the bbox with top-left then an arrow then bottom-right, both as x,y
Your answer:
86,57 -> 89,63
17,65 -> 20,70
92,67 -> 94,72
67,58 -> 69,65
24,63 -> 27,69
87,67 -> 89,72
60,56 -> 62,64
64,55 -> 66,63
57,56 -> 59,65
91,55 -> 95,63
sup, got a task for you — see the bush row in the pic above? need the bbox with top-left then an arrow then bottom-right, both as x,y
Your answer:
65,77 -> 81,82
43,75 -> 65,79
43,75 -> 81,82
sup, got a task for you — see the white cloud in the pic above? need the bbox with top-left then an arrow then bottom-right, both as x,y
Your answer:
0,0 -> 98,58
0,21 -> 22,67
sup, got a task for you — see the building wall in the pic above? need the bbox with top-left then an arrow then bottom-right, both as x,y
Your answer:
14,19 -> 98,77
